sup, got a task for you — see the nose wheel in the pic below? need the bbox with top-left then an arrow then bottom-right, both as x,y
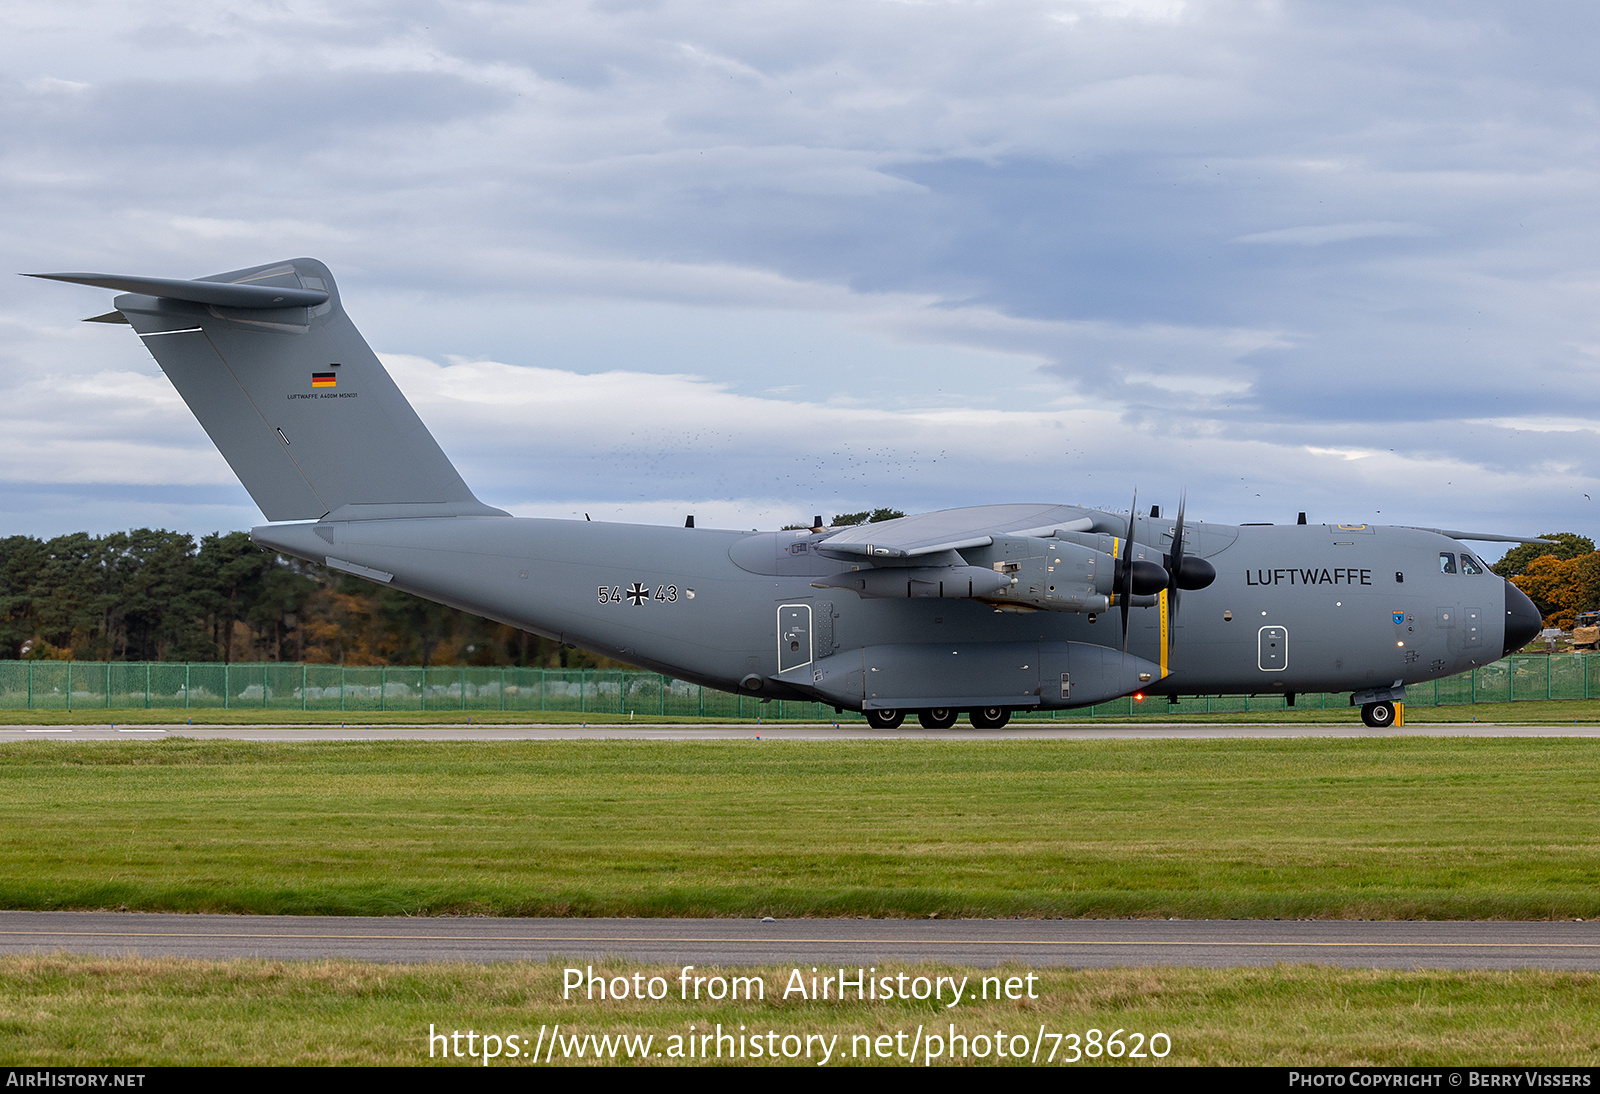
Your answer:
865,708 -> 904,729
1360,701 -> 1396,729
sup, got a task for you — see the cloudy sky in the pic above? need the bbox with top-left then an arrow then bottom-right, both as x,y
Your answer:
3,0 -> 1597,551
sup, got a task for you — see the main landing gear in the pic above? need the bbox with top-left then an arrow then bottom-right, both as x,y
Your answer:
1360,701 -> 1397,729
864,707 -> 1014,729
968,707 -> 1011,729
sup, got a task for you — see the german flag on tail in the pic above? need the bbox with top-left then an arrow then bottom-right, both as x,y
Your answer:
312,372 -> 336,388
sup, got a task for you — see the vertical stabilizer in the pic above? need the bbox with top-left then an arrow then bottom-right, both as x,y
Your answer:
34,259 -> 505,522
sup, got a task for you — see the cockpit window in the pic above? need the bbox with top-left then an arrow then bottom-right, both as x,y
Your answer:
1460,553 -> 1484,575
1439,552 -> 1457,574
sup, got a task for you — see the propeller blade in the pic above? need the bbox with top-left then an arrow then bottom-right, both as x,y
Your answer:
1120,490 -> 1136,653
1166,490 -> 1186,667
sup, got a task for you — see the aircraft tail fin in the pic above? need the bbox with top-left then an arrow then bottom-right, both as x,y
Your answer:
31,259 -> 505,523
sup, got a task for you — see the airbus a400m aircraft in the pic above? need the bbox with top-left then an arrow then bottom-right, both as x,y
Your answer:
34,258 -> 1545,729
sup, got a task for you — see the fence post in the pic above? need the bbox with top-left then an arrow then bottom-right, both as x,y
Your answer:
380,666 -> 386,712
460,664 -> 467,712
27,661 -> 32,710
106,663 -> 111,709
146,662 -> 151,709
1548,655 -> 1553,700
660,675 -> 667,717
66,661 -> 71,711
301,664 -> 307,711
184,663 -> 190,709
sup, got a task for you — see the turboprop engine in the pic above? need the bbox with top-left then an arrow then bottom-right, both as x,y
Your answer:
815,534 -> 1175,614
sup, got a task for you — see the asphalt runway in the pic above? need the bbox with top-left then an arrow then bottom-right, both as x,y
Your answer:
3,721 -> 1599,741
3,912 -> 1597,970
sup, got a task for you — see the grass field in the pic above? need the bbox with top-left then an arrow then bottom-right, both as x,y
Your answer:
2,697 -> 1599,725
3,736 -> 1599,919
2,956 -> 1596,1066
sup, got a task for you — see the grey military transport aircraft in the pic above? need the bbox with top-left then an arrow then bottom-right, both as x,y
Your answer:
32,258 -> 1544,729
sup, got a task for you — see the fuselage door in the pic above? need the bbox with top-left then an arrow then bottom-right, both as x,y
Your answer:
778,603 -> 813,673
1259,626 -> 1288,671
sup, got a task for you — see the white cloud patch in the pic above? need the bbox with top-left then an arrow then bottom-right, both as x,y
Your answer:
1233,222 -> 1436,245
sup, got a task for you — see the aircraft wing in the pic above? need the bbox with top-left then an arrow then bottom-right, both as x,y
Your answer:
816,503 -> 1103,559
1405,528 -> 1552,545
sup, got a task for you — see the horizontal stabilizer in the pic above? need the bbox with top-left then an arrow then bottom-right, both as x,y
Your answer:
27,272 -> 329,309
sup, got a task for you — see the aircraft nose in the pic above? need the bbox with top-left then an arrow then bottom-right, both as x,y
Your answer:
1502,579 -> 1541,656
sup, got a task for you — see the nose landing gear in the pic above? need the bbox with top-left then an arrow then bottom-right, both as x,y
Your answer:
1360,701 -> 1398,729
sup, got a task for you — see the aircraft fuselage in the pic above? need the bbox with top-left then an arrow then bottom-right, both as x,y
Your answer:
254,512 -> 1533,713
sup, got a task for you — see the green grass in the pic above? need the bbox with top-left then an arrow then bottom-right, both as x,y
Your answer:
3,737 -> 1600,919
2,697 -> 1598,725
1,956 -> 1596,1065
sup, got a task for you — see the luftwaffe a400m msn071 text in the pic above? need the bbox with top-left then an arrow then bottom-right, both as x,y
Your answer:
32,259 -> 1544,729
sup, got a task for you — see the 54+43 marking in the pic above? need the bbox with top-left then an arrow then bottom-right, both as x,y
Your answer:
600,582 -> 678,606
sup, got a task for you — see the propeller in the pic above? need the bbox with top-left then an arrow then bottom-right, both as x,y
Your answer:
1161,490 -> 1217,667
1165,492 -> 1187,667
1118,491 -> 1136,652
1113,490 -> 1170,653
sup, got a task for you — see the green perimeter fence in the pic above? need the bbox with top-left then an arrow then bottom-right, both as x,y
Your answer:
0,655 -> 1596,719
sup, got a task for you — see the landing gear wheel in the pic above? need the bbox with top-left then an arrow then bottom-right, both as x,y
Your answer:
865,708 -> 904,730
968,707 -> 1011,729
1361,701 -> 1395,729
917,708 -> 958,729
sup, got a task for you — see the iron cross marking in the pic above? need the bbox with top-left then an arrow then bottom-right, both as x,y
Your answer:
625,582 -> 649,606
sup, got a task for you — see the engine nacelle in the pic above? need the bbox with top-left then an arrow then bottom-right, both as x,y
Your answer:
815,534 -> 1176,613
956,535 -> 1165,613
813,565 -> 1012,599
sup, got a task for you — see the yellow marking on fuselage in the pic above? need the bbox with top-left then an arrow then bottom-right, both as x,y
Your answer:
1109,537 -> 1120,607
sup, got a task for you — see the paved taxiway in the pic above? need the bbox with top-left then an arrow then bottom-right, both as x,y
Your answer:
3,913 -> 1597,969
3,721 -> 1599,741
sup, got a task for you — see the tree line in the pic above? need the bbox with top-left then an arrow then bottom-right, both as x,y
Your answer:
1494,532 -> 1600,630
0,529 -> 610,667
